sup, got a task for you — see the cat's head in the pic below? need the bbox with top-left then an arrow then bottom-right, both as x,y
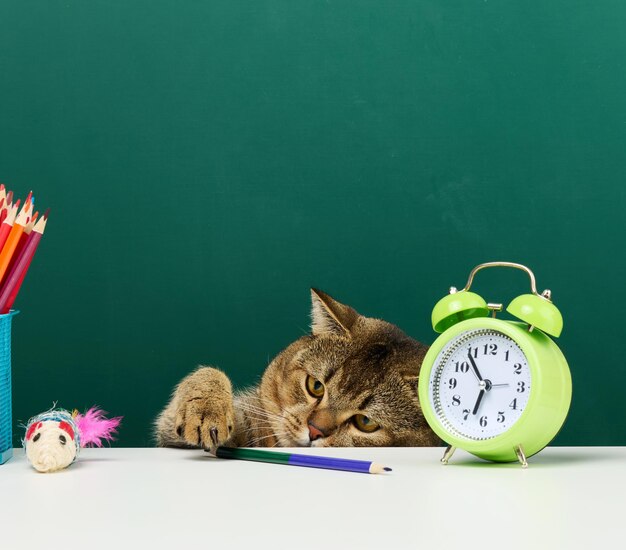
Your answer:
258,289 -> 440,447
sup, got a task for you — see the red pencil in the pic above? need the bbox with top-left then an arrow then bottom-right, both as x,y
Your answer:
0,210 -> 49,313
0,193 -> 8,226
0,201 -> 19,253
6,210 -> 38,277
0,190 -> 13,226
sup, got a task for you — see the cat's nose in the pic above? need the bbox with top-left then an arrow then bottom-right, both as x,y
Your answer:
308,423 -> 324,441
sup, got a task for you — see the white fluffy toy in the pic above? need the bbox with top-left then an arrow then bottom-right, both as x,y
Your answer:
23,406 -> 122,473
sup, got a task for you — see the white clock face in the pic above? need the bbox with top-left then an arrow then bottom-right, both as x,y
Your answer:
429,329 -> 531,440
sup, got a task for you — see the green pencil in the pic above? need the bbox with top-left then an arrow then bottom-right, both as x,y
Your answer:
213,446 -> 391,474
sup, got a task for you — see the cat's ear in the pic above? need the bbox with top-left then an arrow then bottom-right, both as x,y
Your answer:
310,288 -> 359,337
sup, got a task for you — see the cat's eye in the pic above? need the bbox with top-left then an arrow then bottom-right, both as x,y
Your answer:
305,375 -> 325,398
59,434 -> 67,445
352,414 -> 380,433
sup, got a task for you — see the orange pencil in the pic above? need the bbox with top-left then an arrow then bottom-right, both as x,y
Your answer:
0,199 -> 29,284
7,211 -> 38,277
0,210 -> 49,313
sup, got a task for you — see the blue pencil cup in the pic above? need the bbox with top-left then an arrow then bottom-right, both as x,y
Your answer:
0,311 -> 18,465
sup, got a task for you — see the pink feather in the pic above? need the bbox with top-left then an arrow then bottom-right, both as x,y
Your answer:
75,407 -> 122,447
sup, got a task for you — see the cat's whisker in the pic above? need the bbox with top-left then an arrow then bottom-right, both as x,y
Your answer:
274,433 -> 296,447
237,409 -> 276,420
239,413 -> 282,424
238,406 -> 284,422
236,401 -> 273,413
282,417 -> 301,434
246,434 -> 279,446
238,400 -> 282,416
246,431 -> 290,447
282,410 -> 301,424
240,411 -> 283,424
240,418 -> 276,427
238,402 -> 282,418
236,424 -> 274,434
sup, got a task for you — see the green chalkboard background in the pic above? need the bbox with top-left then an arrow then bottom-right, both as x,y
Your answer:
0,1 -> 624,447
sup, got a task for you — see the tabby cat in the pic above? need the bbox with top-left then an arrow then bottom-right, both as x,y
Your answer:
154,289 -> 440,450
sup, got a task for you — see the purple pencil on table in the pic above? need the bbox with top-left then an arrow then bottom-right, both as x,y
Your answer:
214,446 -> 391,474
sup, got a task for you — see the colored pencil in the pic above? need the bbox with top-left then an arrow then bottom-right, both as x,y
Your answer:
0,192 -> 13,227
0,184 -> 49,313
0,201 -> 19,255
0,210 -> 48,312
0,186 -> 5,221
0,199 -> 29,284
214,447 -> 392,474
0,208 -> 44,314
6,211 -> 38,277
24,191 -> 32,213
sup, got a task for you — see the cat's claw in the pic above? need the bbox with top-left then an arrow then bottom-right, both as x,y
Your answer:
210,427 -> 219,446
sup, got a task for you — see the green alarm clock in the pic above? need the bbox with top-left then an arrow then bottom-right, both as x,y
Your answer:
418,262 -> 572,467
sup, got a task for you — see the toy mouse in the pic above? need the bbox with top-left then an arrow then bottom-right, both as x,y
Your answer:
23,406 -> 122,473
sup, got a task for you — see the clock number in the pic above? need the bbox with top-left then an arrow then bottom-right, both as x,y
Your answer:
497,411 -> 505,423
468,347 -> 479,359
479,416 -> 488,427
514,363 -> 522,374
452,395 -> 461,406
462,409 -> 470,421
517,381 -> 526,393
505,350 -> 510,362
454,361 -> 470,373
448,378 -> 457,389
482,343 -> 497,355
509,398 -> 518,410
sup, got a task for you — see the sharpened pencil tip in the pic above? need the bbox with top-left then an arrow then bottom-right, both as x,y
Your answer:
43,208 -> 50,220
384,467 -> 392,472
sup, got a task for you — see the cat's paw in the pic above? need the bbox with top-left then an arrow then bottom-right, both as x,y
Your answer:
173,367 -> 235,452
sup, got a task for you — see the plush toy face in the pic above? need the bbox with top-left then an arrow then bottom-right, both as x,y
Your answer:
23,406 -> 121,473
25,420 -> 78,473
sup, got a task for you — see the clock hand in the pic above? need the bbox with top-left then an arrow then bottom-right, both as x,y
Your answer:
490,383 -> 509,388
467,352 -> 484,382
472,387 -> 486,415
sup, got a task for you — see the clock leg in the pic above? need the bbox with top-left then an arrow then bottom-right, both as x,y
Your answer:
514,444 -> 528,468
440,445 -> 456,465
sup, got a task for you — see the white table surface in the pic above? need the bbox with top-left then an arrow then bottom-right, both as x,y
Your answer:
1,446 -> 624,549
